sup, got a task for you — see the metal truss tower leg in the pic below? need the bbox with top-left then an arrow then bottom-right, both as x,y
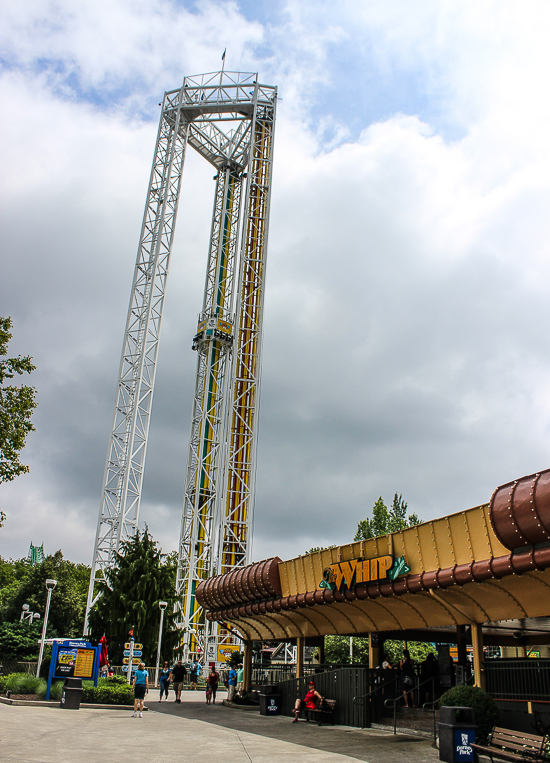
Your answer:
177,168 -> 242,658
84,89 -> 188,630
215,104 -> 277,660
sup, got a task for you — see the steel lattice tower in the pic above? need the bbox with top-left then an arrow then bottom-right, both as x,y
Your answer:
85,71 -> 277,646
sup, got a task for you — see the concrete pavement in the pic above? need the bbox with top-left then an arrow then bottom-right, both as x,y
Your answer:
0,691 -> 440,763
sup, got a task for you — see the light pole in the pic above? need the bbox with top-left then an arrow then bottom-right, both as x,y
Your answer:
154,601 -> 168,687
36,579 -> 57,678
20,604 -> 41,624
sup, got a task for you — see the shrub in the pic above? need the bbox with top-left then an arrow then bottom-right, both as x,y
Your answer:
83,679 -> 134,705
0,673 -> 133,704
0,672 -> 47,696
439,685 -> 499,743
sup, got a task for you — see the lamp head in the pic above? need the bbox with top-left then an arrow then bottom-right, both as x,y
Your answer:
159,601 -> 168,610
33,612 -> 41,620
45,579 -> 57,590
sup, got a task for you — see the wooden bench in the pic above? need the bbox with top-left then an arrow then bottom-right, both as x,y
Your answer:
303,697 -> 337,726
471,727 -> 548,762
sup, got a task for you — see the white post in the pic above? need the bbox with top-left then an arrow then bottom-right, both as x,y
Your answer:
36,579 -> 56,678
349,636 -> 353,665
155,601 -> 167,687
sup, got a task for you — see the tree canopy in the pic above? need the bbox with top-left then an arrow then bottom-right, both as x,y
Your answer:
0,316 -> 37,484
0,551 -> 91,660
88,527 -> 179,665
0,551 -> 90,640
354,493 -> 420,541
323,635 -> 370,664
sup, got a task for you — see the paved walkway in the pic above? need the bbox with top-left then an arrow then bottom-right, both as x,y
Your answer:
0,692 -> 440,763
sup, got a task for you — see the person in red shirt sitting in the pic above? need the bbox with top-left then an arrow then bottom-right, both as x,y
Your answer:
292,680 -> 323,723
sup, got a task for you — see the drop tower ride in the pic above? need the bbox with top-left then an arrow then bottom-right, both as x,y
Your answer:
85,71 -> 277,662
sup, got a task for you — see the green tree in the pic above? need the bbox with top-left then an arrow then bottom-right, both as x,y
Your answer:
0,317 -> 37,484
323,635 -> 370,664
0,620 -> 44,661
382,639 -> 436,665
1,551 -> 90,638
354,493 -> 421,540
87,528 -> 178,665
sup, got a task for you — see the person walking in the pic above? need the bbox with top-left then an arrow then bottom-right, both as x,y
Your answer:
206,666 -> 219,704
227,664 -> 237,702
400,650 -> 416,708
159,660 -> 171,701
189,660 -> 200,690
170,660 -> 187,703
132,662 -> 149,717
236,664 -> 244,696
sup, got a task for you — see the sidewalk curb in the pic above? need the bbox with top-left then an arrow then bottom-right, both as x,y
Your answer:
0,696 -> 142,711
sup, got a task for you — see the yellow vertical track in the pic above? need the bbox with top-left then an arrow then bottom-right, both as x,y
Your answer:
220,110 -> 275,577
179,168 -> 241,657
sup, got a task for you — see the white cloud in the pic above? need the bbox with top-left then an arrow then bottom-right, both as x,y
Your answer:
1,0 -> 549,567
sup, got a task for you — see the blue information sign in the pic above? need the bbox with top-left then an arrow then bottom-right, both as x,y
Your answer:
46,640 -> 100,700
454,729 -> 475,762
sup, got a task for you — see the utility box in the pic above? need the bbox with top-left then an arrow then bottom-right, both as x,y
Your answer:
60,677 -> 83,710
439,706 -> 477,763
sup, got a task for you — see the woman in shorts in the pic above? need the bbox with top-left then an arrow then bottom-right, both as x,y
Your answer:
159,660 -> 171,701
132,662 -> 149,717
206,666 -> 219,704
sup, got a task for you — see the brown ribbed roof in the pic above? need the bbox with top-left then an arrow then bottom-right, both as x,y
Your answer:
197,468 -> 550,641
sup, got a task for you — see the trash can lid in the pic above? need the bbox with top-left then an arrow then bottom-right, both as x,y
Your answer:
440,706 -> 476,725
63,677 -> 83,689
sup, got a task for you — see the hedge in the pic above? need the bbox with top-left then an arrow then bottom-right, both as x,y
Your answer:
1,673 -> 133,705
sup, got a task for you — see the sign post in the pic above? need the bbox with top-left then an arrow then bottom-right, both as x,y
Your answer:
127,638 -> 134,684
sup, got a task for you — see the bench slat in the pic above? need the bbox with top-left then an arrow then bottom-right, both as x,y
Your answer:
491,732 -> 544,747
492,727 -> 544,742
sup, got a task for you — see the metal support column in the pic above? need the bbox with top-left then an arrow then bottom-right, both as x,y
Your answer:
471,623 -> 485,690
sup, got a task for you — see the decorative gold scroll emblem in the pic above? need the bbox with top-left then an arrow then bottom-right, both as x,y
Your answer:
319,555 -> 410,592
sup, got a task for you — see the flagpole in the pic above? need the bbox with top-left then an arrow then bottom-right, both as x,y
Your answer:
220,48 -> 226,87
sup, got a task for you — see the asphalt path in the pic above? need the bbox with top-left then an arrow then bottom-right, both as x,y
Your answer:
0,692 -> 440,763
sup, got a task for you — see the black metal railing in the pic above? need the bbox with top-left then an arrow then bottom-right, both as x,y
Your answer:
421,696 -> 439,748
0,661 -> 37,676
353,674 -> 401,728
251,663 -> 355,686
485,659 -> 550,701
384,677 -> 437,736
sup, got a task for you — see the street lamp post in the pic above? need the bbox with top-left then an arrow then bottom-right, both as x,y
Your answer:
36,579 -> 57,678
154,601 -> 168,687
20,604 -> 41,624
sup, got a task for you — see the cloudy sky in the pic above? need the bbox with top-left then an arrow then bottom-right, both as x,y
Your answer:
1,0 -> 549,568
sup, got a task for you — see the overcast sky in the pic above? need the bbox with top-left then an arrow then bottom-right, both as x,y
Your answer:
1,0 -> 549,567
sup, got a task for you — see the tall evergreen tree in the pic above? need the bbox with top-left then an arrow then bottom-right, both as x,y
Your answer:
88,528 -> 178,665
354,493 -> 421,540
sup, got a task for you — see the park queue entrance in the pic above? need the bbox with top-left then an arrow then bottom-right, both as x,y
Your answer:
197,467 -> 550,733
